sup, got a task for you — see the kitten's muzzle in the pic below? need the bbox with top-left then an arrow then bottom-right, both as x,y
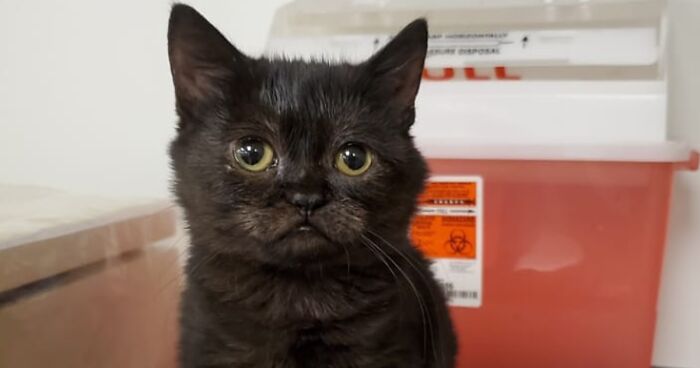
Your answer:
285,190 -> 327,218
286,190 -> 328,235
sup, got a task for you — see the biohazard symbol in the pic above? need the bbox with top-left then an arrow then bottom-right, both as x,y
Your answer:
444,230 -> 472,256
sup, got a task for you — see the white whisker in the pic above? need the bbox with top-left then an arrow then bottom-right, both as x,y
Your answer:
361,234 -> 436,363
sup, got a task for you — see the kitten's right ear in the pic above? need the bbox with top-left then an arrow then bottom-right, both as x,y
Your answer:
167,4 -> 248,120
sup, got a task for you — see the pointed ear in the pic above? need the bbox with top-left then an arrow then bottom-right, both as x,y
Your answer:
362,18 -> 428,109
167,4 -> 248,119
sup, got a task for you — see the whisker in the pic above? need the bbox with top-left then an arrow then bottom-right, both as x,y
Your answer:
365,232 -> 449,367
358,236 -> 421,353
366,231 -> 448,360
361,235 -> 436,364
357,238 -> 399,283
359,237 -> 420,353
366,231 -> 435,290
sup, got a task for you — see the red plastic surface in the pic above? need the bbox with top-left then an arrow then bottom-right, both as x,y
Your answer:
427,159 -> 676,368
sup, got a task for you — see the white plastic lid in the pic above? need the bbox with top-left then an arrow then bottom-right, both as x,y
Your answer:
415,140 -> 697,165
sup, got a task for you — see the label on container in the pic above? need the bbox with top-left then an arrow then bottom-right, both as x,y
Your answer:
410,176 -> 483,308
266,27 -> 657,67
425,28 -> 657,66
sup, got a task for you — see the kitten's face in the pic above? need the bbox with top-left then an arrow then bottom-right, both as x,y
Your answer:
168,5 -> 428,264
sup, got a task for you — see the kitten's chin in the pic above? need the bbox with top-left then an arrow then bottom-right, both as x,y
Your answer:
272,225 -> 344,261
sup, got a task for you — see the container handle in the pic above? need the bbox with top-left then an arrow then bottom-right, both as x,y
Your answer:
675,150 -> 699,171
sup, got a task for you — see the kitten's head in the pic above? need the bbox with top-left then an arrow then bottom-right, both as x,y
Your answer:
168,4 -> 428,265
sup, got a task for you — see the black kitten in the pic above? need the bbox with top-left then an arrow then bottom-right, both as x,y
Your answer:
167,4 -> 456,368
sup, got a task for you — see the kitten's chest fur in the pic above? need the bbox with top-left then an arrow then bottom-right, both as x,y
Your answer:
181,248 -> 429,368
198,255 -> 395,324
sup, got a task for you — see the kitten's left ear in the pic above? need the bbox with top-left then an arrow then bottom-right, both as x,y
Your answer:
362,19 -> 428,109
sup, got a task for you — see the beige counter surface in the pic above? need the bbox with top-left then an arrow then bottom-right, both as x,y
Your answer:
0,184 -> 182,368
0,184 -> 176,293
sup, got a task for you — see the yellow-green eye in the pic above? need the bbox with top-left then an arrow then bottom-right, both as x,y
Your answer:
233,137 -> 275,172
336,143 -> 372,176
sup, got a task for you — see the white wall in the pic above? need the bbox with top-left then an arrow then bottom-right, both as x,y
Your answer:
0,0 -> 290,199
654,1 -> 700,367
0,1 -> 697,367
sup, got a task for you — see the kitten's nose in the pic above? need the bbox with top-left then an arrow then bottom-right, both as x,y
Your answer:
286,191 -> 327,216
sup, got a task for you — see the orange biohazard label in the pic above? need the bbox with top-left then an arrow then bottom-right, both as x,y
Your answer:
411,216 -> 476,259
410,176 -> 483,308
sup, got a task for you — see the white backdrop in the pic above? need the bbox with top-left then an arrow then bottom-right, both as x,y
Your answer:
0,0 -> 290,198
655,1 -> 700,367
0,1 -> 697,367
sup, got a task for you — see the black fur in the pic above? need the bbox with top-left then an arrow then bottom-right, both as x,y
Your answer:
167,4 -> 456,368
